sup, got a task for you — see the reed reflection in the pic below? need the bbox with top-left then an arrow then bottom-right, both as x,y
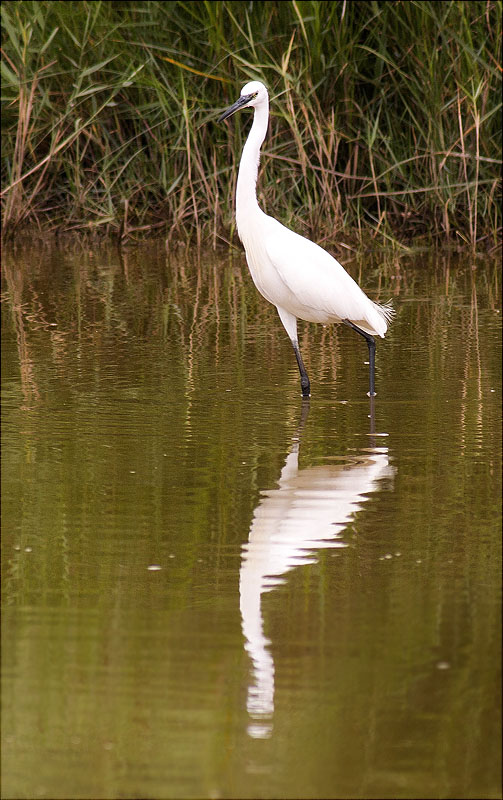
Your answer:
239,401 -> 395,739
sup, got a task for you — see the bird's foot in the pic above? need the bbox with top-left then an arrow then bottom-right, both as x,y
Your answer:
301,380 -> 311,398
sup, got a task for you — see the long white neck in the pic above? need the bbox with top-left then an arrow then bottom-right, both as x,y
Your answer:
236,98 -> 269,234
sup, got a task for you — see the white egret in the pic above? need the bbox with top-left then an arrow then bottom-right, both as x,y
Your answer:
218,81 -> 394,397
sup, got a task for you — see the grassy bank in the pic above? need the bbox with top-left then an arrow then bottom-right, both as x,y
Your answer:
1,0 -> 501,249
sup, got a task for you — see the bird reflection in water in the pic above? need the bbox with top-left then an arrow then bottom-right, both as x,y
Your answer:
239,400 -> 395,739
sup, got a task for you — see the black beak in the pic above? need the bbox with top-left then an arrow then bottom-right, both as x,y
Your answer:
218,93 -> 255,123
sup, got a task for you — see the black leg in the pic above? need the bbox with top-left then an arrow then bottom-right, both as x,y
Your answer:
343,320 -> 377,397
369,394 -> 376,439
292,340 -> 310,398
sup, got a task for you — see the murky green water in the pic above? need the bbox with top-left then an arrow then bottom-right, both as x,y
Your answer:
1,242 -> 501,800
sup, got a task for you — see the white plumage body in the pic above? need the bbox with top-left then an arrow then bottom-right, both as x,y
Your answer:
238,208 -> 391,337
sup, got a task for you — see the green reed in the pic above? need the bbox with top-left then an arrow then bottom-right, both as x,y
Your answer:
1,0 -> 501,249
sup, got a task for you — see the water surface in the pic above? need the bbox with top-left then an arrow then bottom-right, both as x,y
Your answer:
1,242 -> 501,799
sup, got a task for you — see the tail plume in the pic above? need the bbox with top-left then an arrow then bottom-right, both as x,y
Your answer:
375,300 -> 395,324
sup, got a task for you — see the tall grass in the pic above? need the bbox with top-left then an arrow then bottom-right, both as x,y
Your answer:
1,0 -> 501,249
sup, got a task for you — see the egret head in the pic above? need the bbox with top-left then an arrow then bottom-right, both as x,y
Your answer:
218,81 -> 268,122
